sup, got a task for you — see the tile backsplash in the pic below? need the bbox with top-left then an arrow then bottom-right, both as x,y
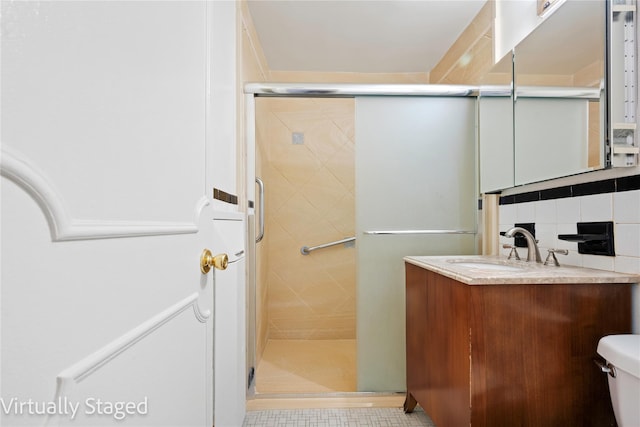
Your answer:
498,178 -> 640,332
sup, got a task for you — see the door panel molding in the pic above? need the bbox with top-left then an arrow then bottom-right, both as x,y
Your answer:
1,148 -> 209,241
45,292 -> 210,426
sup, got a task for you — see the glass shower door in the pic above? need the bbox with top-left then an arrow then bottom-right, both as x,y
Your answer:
355,96 -> 478,391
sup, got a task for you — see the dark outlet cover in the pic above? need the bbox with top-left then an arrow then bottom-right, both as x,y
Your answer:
514,223 -> 536,248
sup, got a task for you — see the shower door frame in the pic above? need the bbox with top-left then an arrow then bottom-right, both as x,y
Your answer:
243,82 -> 488,397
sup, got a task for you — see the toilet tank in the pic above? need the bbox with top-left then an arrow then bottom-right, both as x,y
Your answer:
597,335 -> 640,427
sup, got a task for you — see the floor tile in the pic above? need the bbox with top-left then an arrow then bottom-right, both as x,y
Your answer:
243,407 -> 435,427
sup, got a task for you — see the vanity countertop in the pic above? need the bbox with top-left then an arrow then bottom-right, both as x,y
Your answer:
404,255 -> 640,285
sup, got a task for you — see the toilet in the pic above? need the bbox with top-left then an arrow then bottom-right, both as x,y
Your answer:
597,335 -> 640,427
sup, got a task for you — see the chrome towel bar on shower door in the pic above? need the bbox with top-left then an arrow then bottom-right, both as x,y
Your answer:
363,229 -> 476,235
300,237 -> 355,255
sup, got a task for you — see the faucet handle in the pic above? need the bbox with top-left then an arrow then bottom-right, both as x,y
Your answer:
502,244 -> 521,261
544,249 -> 568,267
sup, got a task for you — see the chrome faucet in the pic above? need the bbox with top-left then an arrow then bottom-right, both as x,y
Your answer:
503,227 -> 542,263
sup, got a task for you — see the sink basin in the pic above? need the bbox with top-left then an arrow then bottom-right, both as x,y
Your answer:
447,260 -> 525,272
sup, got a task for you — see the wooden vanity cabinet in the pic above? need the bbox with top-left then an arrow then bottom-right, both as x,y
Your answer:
404,262 -> 632,427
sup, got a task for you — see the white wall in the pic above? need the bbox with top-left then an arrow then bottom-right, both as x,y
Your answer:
209,1 -> 239,213
208,2 -> 247,426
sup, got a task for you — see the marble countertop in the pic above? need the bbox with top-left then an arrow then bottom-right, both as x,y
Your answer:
404,255 -> 640,285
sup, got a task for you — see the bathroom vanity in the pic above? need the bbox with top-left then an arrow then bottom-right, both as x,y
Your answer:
403,256 -> 639,427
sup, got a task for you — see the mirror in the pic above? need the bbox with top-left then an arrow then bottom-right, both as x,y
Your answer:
513,0 -> 606,185
479,53 -> 514,193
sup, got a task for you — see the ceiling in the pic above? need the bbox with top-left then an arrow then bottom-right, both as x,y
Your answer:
246,0 -> 488,74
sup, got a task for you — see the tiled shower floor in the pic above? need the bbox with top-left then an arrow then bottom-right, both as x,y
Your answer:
255,339 -> 357,394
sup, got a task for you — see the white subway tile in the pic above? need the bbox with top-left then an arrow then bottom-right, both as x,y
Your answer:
582,254 -> 615,272
615,224 -> 640,257
580,193 -> 613,222
535,199 -> 557,224
557,197 -> 580,223
536,223 -> 557,250
516,202 -> 536,223
499,205 -> 516,226
614,256 -> 640,274
614,190 -> 640,224
562,251 -> 583,267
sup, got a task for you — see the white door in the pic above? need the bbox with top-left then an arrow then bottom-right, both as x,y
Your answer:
0,1 -> 238,425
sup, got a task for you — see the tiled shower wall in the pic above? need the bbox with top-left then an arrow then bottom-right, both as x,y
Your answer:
256,97 -> 356,340
498,177 -> 640,332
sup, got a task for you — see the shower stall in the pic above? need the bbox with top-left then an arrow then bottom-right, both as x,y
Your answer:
245,84 -> 479,396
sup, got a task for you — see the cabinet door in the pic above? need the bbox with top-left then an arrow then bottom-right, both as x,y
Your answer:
469,284 -> 629,426
405,264 -> 428,401
405,267 -> 472,427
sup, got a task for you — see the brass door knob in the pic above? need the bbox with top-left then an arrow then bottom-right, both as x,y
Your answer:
200,249 -> 228,274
